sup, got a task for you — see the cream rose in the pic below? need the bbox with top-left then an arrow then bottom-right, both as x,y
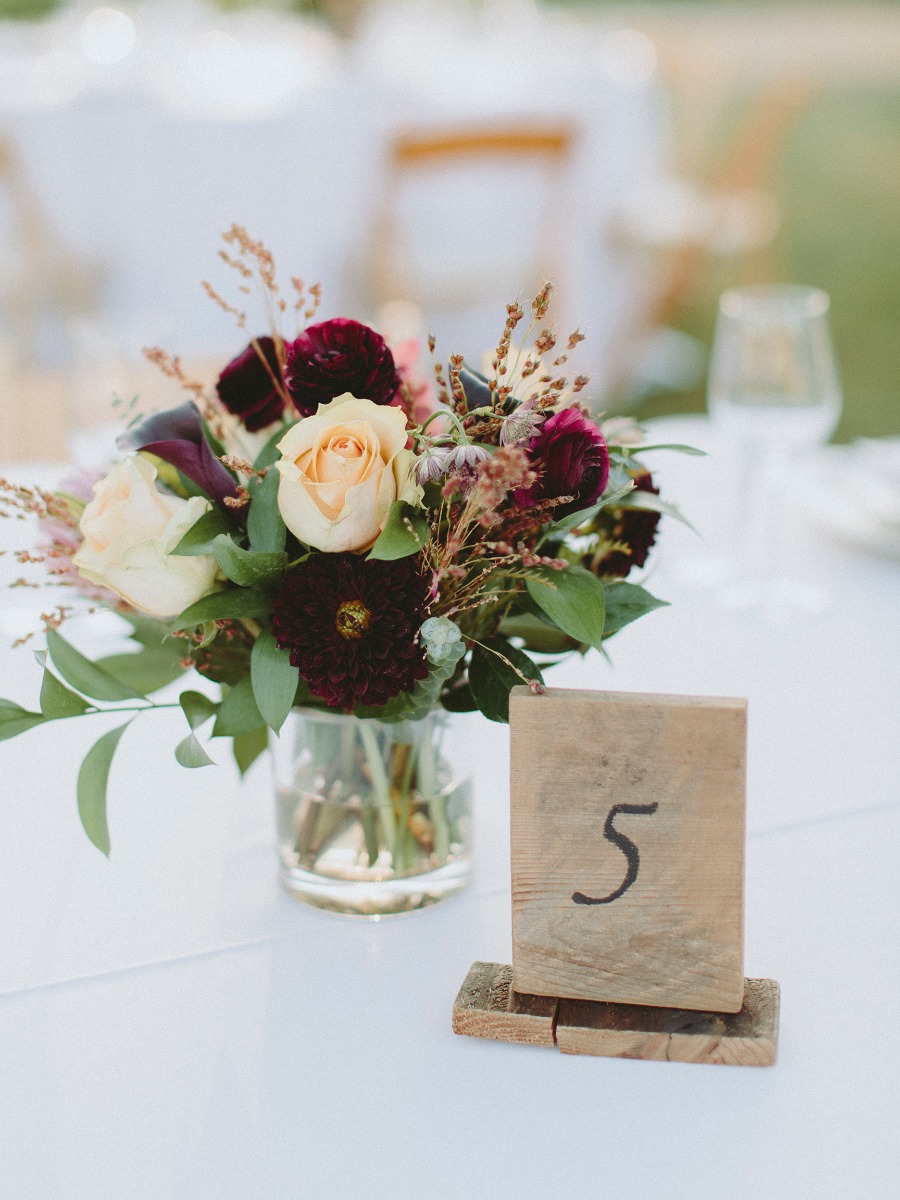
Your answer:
73,456 -> 219,618
275,393 -> 421,553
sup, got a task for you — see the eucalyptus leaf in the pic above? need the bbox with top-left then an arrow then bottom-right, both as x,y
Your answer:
77,722 -> 130,856
367,502 -> 429,561
212,534 -> 288,587
247,469 -> 287,554
602,582 -> 669,637
175,732 -> 215,769
212,678 -> 265,737
359,618 -> 465,722
171,587 -> 273,631
0,699 -> 47,741
526,565 -> 606,651
46,628 -> 143,702
172,508 -> 235,556
233,725 -> 269,776
40,670 -> 91,719
469,638 -> 543,724
251,630 -> 299,734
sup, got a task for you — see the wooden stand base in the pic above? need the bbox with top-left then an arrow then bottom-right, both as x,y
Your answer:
452,962 -> 780,1066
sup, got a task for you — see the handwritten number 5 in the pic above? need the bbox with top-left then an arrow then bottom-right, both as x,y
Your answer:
572,802 -> 659,906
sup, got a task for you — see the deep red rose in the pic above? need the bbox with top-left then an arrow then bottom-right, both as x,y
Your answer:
284,318 -> 401,416
516,407 -> 610,517
216,337 -> 285,432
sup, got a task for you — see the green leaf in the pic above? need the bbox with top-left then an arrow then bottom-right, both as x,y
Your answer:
47,628 -> 143,702
233,726 -> 269,776
367,502 -> 429,561
40,670 -> 91,718
247,469 -> 287,553
596,478 -> 637,511
630,443 -> 706,456
253,422 -> 294,472
469,638 -> 543,724
77,722 -> 130,856
499,612 -> 578,655
212,534 -> 288,587
602,582 -> 669,637
121,615 -> 175,650
620,490 -> 697,532
526,565 -> 606,651
175,732 -> 214,769
440,681 -> 477,713
202,419 -> 228,461
97,650 -> 187,694
171,587 -> 273,631
172,508 -> 235,556
251,630 -> 299,734
0,699 -> 47,741
212,677 -> 265,737
179,690 -> 218,730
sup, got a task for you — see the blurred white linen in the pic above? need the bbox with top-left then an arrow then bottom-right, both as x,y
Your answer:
0,0 -> 666,395
795,438 -> 900,559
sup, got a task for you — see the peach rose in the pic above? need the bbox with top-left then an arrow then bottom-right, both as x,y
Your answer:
275,393 -> 421,553
73,456 -> 219,618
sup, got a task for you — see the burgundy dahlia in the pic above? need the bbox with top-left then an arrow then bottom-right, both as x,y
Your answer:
516,407 -> 610,518
589,473 -> 661,578
284,319 -> 401,416
216,337 -> 285,432
272,554 -> 429,711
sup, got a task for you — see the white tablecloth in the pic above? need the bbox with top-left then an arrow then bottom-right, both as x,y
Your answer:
1,417 -> 898,1198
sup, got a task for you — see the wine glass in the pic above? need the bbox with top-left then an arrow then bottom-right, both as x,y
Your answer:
707,284 -> 842,620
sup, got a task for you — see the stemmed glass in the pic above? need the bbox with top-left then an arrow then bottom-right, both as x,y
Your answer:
707,285 -> 842,620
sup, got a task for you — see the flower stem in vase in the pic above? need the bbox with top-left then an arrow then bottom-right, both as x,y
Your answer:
417,717 -> 450,864
358,720 -> 395,862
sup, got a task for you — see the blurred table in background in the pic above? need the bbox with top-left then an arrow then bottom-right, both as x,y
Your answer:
0,0 -> 668,412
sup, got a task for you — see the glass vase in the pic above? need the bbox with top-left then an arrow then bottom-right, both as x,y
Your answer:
273,707 -> 472,916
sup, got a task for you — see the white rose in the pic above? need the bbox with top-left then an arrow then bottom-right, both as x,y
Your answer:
73,456 -> 219,618
275,393 -> 422,553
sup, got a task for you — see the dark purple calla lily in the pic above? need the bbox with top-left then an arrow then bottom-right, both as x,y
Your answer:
118,402 -> 240,508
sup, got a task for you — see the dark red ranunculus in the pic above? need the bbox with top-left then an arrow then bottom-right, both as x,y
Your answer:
284,319 -> 401,416
516,407 -> 610,518
216,336 -> 285,432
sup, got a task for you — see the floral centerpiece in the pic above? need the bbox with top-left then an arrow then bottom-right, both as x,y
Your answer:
0,228 -> 690,914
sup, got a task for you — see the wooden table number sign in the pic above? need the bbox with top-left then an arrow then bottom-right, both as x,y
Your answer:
453,688 -> 780,1066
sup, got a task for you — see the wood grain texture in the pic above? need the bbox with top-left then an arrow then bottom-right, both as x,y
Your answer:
451,964 -> 778,1066
556,977 -> 779,1065
510,687 -> 747,1012
451,961 -> 558,1047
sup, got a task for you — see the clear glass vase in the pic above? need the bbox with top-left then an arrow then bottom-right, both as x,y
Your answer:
273,707 -> 472,917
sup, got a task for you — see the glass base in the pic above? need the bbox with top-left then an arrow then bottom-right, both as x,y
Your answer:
279,855 -> 471,917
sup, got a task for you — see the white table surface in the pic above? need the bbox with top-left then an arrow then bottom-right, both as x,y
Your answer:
1,416 -> 898,1199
